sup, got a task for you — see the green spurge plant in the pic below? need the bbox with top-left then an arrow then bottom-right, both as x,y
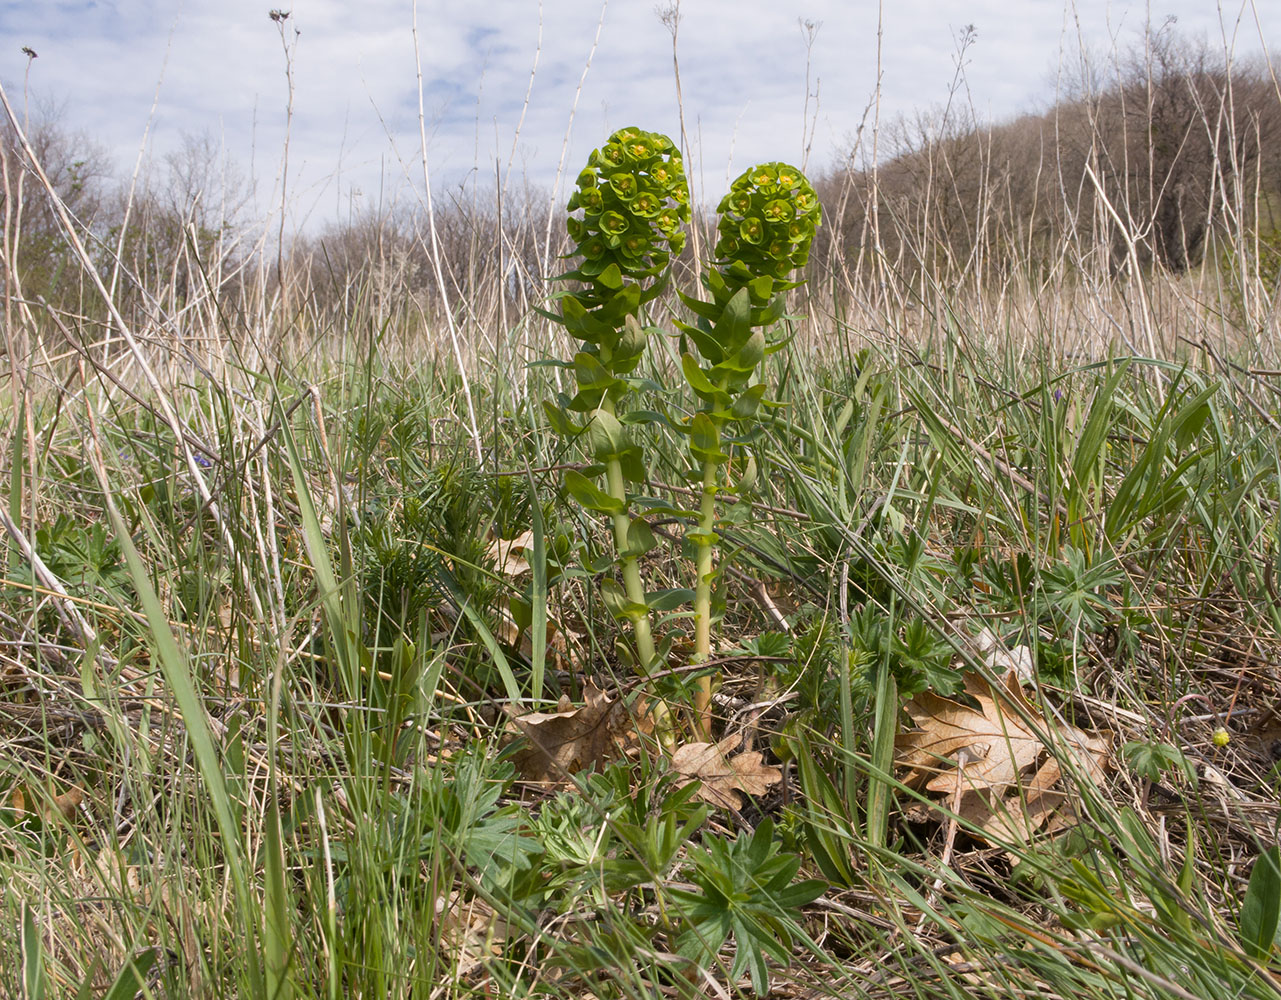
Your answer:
548,135 -> 820,738
675,163 -> 820,731
545,127 -> 690,676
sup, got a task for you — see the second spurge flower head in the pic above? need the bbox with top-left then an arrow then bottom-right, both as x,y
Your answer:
713,162 -> 819,280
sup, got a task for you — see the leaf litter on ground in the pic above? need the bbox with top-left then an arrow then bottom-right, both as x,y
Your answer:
897,669 -> 1112,845
505,682 -> 631,783
506,684 -> 782,814
669,734 -> 783,810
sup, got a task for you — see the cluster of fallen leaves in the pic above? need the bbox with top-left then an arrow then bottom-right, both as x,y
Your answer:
491,532 -> 1111,842
504,683 -> 781,810
489,531 -> 784,810
506,663 -> 1111,841
896,668 -> 1111,845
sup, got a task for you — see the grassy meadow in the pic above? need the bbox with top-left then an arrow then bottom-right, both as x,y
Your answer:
2,34 -> 1281,1000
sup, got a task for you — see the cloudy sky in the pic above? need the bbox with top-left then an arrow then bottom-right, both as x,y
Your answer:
0,1 -> 1272,231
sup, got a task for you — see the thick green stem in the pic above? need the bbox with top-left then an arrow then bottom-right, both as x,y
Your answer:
604,453 -> 658,671
595,395 -> 659,673
692,456 -> 719,736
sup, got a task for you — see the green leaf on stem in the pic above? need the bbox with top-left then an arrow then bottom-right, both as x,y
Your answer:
585,408 -> 626,462
1241,845 -> 1281,960
646,587 -> 696,611
601,578 -> 649,622
724,329 -> 766,375
564,470 -> 625,514
732,384 -> 767,420
690,412 -> 727,465
625,517 -> 657,557
681,353 -> 719,394
614,445 -> 646,483
542,401 -> 580,437
712,287 -> 753,354
597,261 -> 624,288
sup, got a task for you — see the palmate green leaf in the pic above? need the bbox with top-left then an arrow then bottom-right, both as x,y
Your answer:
771,876 -> 827,909
673,819 -> 823,996
1121,740 -> 1194,783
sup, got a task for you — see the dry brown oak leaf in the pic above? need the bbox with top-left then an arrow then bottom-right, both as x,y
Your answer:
485,530 -> 535,579
507,682 -> 629,782
896,670 -> 1111,843
670,735 -> 783,810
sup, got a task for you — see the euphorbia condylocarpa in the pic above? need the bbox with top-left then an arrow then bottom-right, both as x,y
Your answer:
548,132 -> 819,738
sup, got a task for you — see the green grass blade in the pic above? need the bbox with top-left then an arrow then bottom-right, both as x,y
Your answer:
1241,846 -> 1281,961
100,498 -> 258,982
21,905 -> 47,1000
526,462 -> 548,702
100,949 -> 160,1000
263,801 -> 294,1000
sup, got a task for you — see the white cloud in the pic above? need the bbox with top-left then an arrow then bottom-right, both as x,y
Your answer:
0,0 -> 1270,230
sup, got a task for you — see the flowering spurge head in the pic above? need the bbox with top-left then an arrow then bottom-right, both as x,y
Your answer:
713,162 -> 819,283
550,128 -> 691,417
674,162 -> 819,412
565,127 -> 689,294
556,128 -> 690,393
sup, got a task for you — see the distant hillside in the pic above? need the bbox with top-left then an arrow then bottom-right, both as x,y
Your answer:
814,34 -> 1281,284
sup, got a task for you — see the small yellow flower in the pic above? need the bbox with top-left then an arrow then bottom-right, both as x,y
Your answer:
1212,727 -> 1231,747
